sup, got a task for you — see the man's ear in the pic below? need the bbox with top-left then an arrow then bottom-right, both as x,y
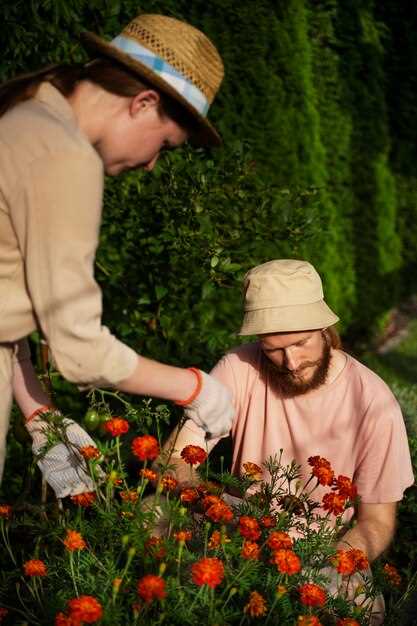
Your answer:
130,90 -> 160,117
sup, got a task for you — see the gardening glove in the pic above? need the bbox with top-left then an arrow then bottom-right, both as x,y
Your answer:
182,370 -> 234,439
26,416 -> 101,499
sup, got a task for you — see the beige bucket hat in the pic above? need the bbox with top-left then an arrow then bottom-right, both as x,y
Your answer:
81,14 -> 224,146
239,259 -> 339,336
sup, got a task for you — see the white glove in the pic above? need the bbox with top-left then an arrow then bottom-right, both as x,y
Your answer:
183,371 -> 234,439
26,415 -> 100,499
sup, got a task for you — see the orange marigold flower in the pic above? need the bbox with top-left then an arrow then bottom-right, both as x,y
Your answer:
208,530 -> 222,550
140,468 -> 158,482
67,595 -> 103,623
137,574 -> 166,603
298,616 -> 323,626
192,557 -> 224,589
120,490 -> 139,503
80,445 -> 100,461
336,619 -> 361,626
161,475 -> 178,492
0,608 -> 9,622
0,505 -> 12,519
242,462 -> 263,481
267,530 -> 292,550
271,549 -> 301,575
145,536 -> 166,560
299,583 -> 327,607
70,492 -> 96,508
322,492 -> 346,515
23,559 -> 47,577
55,612 -> 81,626
335,475 -> 357,500
180,445 -> 207,466
63,530 -> 86,552
131,435 -> 160,461
239,516 -> 261,541
244,591 -> 267,617
241,541 -> 260,560
313,464 -> 334,486
260,515 -> 276,528
202,494 -> 223,510
180,488 -> 199,504
383,563 -> 401,586
174,530 -> 192,543
349,548 -> 369,571
206,502 -> 233,523
333,548 -> 369,575
308,456 -> 331,469
103,417 -> 129,437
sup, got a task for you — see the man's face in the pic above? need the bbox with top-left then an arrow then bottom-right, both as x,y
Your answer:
96,91 -> 188,176
259,330 -> 331,397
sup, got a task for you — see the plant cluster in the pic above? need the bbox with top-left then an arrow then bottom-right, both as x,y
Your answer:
0,402 -> 406,625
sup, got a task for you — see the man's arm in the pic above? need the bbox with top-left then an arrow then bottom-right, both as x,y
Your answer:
337,501 -> 397,562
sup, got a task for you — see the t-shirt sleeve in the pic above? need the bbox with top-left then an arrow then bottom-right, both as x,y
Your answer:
354,388 -> 415,503
12,150 -> 138,387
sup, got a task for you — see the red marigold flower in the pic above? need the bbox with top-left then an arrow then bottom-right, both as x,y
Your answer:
241,541 -> 260,560
161,475 -> 178,492
0,608 -> 9,622
67,595 -> 103,623
23,559 -> 47,577
55,612 -> 81,626
180,445 -> 207,466
383,563 -> 401,586
298,616 -> 323,626
180,488 -> 199,504
308,456 -> 331,469
299,583 -> 327,607
131,435 -> 160,461
239,516 -> 261,541
271,549 -> 301,575
63,530 -> 86,552
70,492 -> 96,508
0,505 -> 12,519
80,445 -> 100,461
103,417 -> 129,437
242,462 -> 263,481
137,574 -> 166,603
333,549 -> 356,575
349,548 -> 369,571
267,530 -> 292,550
336,619 -> 361,626
120,490 -> 139,503
313,464 -> 334,486
140,468 -> 158,482
145,536 -> 166,560
174,530 -> 192,543
191,557 -> 224,589
202,494 -> 223,510
322,492 -> 346,515
244,591 -> 267,617
206,502 -> 233,523
335,475 -> 357,500
260,515 -> 276,528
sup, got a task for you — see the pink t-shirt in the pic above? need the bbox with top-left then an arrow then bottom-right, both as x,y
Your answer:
185,343 -> 414,507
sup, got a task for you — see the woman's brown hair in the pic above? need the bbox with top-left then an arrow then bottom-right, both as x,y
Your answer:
0,58 -> 197,133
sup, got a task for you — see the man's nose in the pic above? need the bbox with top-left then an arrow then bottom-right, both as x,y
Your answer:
283,348 -> 299,371
143,153 -> 160,171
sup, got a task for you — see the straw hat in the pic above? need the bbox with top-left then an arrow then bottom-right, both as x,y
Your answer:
80,14 -> 224,146
239,260 -> 339,335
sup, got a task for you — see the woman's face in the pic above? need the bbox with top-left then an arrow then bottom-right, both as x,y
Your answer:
95,90 -> 188,176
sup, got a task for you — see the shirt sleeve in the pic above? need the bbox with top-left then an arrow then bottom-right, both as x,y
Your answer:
354,388 -> 415,503
11,149 -> 138,387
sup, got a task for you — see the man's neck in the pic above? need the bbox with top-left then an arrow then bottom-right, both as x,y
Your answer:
326,348 -> 347,386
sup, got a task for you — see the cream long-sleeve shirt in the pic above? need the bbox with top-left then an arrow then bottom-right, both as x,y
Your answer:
0,82 -> 138,386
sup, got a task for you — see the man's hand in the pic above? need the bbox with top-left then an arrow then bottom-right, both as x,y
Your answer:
26,416 -> 100,498
183,370 -> 234,438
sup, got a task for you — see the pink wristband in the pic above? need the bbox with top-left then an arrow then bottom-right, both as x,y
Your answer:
175,368 -> 203,406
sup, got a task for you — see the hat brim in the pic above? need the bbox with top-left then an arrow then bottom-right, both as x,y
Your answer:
238,300 -> 340,336
80,31 -> 221,147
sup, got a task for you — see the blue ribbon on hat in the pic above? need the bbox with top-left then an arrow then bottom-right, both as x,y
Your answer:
111,35 -> 209,117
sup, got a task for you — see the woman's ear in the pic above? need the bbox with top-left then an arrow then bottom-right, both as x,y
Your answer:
130,90 -> 160,117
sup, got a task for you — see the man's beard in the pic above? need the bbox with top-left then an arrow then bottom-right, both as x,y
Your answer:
260,334 -> 332,398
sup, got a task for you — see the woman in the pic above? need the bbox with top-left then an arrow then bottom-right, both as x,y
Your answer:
0,14 -> 233,495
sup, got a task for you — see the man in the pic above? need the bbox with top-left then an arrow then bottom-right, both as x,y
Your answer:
164,259 -> 414,564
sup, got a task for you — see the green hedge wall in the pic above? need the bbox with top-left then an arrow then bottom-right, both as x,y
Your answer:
1,0 -> 417,363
